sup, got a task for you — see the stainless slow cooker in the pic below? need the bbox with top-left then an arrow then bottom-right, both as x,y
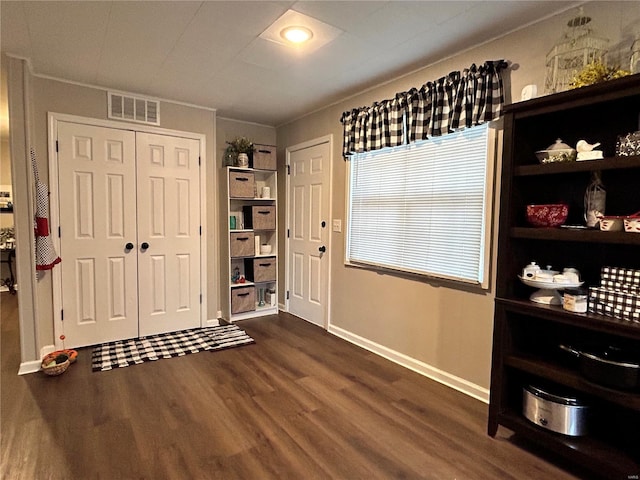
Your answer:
522,385 -> 589,436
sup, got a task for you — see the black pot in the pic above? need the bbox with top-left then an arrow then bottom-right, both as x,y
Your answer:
560,344 -> 640,391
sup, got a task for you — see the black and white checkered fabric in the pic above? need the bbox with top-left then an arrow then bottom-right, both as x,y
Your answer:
91,325 -> 254,371
601,266 -> 640,290
589,266 -> 640,323
589,287 -> 640,323
341,97 -> 405,156
341,60 -> 506,157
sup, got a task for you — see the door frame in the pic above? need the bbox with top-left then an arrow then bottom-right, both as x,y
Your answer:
284,134 -> 333,330
48,112 -> 207,349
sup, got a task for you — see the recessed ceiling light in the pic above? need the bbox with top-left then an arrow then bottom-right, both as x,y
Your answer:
281,26 -> 313,44
259,9 -> 343,54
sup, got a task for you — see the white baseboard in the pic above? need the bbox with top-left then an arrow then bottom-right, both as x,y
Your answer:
205,317 -> 221,327
18,360 -> 41,375
19,344 -> 57,375
328,324 -> 489,404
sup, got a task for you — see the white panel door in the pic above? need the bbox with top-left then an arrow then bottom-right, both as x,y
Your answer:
57,122 -> 138,347
136,132 -> 201,336
288,141 -> 330,327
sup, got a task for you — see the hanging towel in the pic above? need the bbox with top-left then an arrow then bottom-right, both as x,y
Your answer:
31,148 -> 61,270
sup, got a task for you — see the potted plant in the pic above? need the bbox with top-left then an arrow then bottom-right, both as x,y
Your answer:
224,136 -> 255,167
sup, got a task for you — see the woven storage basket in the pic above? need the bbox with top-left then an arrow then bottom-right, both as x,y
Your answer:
41,352 -> 70,376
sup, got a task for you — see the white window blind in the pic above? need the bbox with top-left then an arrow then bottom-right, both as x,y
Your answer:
346,124 -> 491,285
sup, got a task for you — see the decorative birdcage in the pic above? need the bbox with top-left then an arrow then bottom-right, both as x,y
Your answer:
545,8 -> 609,94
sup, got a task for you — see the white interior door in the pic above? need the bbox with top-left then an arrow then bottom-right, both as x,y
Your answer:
136,132 -> 201,336
287,140 -> 331,327
57,122 -> 139,347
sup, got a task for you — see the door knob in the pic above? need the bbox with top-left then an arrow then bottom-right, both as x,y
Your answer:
319,246 -> 326,253
141,242 -> 150,250
125,242 -> 134,250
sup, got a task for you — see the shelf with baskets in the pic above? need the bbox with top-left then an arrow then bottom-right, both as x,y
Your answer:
222,147 -> 278,322
489,74 -> 640,479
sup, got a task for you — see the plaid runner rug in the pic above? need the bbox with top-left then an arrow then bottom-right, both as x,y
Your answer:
91,324 -> 254,371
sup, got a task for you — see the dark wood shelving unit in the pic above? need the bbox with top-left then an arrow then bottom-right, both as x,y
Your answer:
504,354 -> 640,410
515,155 -> 640,176
510,227 -> 640,245
499,412 -> 638,480
489,74 -> 640,479
497,297 -> 640,339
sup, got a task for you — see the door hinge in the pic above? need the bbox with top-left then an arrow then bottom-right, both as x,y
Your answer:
199,226 -> 202,235
58,226 -> 61,238
200,294 -> 202,304
286,164 -> 290,175
199,156 -> 201,166
287,229 -> 290,238
61,309 -> 64,321
55,140 -> 59,153
286,291 -> 290,300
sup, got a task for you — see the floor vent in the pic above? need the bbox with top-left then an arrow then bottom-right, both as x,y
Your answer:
108,91 -> 160,126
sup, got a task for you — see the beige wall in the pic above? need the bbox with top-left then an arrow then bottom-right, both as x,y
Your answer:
5,55 -> 40,363
5,64 -> 278,360
276,1 -> 639,392
6,1 -> 637,382
24,76 -> 216,349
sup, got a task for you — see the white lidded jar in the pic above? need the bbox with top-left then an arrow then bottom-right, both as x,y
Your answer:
522,261 -> 541,279
563,288 -> 588,313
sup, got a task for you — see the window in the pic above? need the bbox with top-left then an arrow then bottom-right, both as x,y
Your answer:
346,123 -> 494,286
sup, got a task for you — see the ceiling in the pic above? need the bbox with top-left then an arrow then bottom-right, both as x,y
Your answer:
1,1 -> 578,126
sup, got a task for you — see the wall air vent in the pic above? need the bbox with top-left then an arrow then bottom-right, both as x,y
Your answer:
108,91 -> 160,126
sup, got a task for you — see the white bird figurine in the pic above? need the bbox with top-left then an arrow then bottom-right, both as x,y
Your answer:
576,139 -> 601,152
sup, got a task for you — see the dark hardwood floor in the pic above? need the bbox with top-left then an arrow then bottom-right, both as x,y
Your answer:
1,292 -> 584,479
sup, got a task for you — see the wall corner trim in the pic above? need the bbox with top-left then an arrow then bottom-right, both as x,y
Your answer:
18,360 -> 42,375
205,318 -> 221,327
328,324 -> 490,404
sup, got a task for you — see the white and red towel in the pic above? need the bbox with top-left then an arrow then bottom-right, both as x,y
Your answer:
31,148 -> 61,270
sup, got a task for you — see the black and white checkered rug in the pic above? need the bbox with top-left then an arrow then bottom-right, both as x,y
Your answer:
91,324 -> 254,372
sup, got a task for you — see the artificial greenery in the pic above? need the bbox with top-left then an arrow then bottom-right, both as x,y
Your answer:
569,59 -> 631,89
224,136 -> 255,166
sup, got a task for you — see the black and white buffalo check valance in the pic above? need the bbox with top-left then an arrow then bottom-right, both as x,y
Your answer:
340,60 -> 507,156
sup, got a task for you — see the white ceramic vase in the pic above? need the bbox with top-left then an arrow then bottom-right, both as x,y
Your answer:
237,153 -> 249,168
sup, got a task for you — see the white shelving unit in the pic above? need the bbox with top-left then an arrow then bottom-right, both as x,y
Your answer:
223,151 -> 277,322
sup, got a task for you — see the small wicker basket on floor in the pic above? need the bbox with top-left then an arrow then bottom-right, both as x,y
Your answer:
60,349 -> 78,363
41,352 -> 70,376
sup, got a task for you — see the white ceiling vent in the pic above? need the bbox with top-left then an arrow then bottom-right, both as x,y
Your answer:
108,91 -> 160,126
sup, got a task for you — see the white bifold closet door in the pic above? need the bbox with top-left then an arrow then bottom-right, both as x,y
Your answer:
136,132 -> 201,337
57,122 -> 201,348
